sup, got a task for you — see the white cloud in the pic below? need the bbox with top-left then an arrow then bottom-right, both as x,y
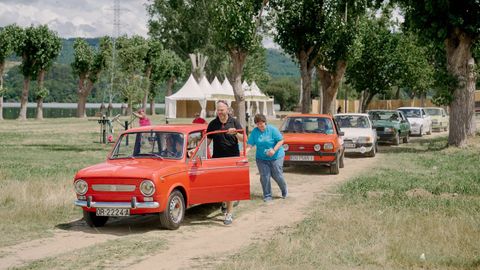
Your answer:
0,0 -> 149,38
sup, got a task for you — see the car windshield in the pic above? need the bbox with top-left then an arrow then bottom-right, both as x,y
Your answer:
281,117 -> 334,134
398,109 -> 421,118
368,111 -> 399,121
425,108 -> 441,116
111,131 -> 184,159
335,115 -> 370,128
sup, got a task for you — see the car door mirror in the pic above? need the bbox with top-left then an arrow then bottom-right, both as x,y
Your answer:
338,131 -> 345,136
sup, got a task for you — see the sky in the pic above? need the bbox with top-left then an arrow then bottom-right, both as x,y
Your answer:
0,0 -> 150,38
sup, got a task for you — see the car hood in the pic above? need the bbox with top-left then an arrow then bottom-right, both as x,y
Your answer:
75,158 -> 185,179
372,120 -> 398,128
282,133 -> 337,144
407,118 -> 424,125
430,115 -> 446,121
340,128 -> 375,140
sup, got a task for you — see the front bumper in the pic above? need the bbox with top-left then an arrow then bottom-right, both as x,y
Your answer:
410,126 -> 422,135
343,143 -> 374,154
75,196 -> 159,209
284,151 -> 337,166
376,132 -> 397,142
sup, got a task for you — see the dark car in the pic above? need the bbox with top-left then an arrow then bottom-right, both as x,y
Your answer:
368,110 -> 411,145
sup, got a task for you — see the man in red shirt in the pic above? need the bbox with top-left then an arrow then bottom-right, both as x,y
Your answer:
192,112 -> 206,124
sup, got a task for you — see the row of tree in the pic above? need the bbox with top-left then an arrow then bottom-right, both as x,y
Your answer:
146,0 -> 478,146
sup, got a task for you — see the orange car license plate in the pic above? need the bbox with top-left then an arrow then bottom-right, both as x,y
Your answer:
290,155 -> 314,161
96,208 -> 130,217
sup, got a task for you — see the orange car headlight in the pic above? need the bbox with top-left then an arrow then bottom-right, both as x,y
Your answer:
323,143 -> 334,150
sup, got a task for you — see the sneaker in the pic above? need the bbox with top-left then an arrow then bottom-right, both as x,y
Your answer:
282,190 -> 288,199
224,213 -> 233,225
263,197 -> 273,203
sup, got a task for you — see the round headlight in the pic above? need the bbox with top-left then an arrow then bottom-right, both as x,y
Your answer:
314,144 -> 321,151
74,179 -> 88,195
140,180 -> 155,196
323,143 -> 334,150
283,144 -> 289,151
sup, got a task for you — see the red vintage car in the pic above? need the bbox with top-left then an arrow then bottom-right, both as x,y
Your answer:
73,124 -> 250,230
281,114 -> 345,174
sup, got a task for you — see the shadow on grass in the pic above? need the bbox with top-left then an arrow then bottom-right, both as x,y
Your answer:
22,144 -> 105,152
378,136 -> 448,154
284,165 -> 333,175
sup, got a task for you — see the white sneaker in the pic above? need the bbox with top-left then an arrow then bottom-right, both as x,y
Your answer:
224,213 -> 233,225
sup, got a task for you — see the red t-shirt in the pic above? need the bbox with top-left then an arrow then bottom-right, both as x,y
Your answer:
192,117 -> 206,124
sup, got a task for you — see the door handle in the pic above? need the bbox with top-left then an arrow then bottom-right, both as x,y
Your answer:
236,160 -> 248,166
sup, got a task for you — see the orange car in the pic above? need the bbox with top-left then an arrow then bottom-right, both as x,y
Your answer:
73,124 -> 250,230
281,114 -> 345,174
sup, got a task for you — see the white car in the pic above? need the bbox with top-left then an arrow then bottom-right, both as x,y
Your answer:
334,113 -> 377,157
397,107 -> 432,136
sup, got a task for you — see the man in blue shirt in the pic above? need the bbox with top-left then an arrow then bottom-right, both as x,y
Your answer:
246,114 -> 288,202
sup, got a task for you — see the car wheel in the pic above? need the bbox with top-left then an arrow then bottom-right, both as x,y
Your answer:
160,190 -> 185,230
339,151 -> 345,168
367,144 -> 376,157
427,125 -> 432,135
330,154 -> 340,175
403,133 -> 409,143
83,210 -> 109,227
393,133 -> 400,145
419,126 -> 423,137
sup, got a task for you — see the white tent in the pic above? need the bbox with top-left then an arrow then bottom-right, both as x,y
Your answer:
165,74 -> 207,119
212,77 -> 235,103
245,81 -> 276,120
198,76 -> 218,116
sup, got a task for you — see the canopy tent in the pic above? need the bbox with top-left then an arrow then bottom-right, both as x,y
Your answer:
165,74 -> 207,119
198,76 -> 217,116
244,81 -> 276,120
212,77 -> 235,102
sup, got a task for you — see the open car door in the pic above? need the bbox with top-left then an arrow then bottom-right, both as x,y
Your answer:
187,129 -> 250,205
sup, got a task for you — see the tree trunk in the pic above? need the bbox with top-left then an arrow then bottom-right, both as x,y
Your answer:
298,50 -> 314,114
317,60 -> 347,115
143,66 -> 152,110
466,57 -> 476,136
149,97 -> 156,116
18,76 -> 30,120
166,77 -> 175,96
229,49 -> 247,128
445,28 -> 475,147
0,62 -> 4,121
361,91 -> 374,113
76,74 -> 87,118
36,70 -> 46,120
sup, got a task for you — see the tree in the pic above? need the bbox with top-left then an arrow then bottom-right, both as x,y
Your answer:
0,24 -> 21,120
263,77 -> 299,110
116,35 -> 149,114
71,37 -> 111,118
212,0 -> 268,127
142,39 -> 163,111
269,0 -> 324,113
346,16 -> 398,112
30,25 -> 62,120
393,0 -> 480,146
316,0 -> 370,114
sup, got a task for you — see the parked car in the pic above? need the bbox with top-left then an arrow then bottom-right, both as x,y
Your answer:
397,107 -> 432,136
73,124 -> 250,230
280,114 -> 344,174
368,110 -> 411,145
334,113 -> 377,157
424,107 -> 449,132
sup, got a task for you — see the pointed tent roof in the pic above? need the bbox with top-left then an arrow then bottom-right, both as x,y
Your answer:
198,76 -> 214,98
167,74 -> 206,100
250,81 -> 266,97
221,78 -> 235,96
210,77 -> 225,96
242,80 -> 252,96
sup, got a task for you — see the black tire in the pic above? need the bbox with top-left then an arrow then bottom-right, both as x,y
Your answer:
419,127 -> 423,137
339,151 -> 345,168
403,133 -> 409,143
393,133 -> 400,145
367,144 -> 376,157
427,125 -> 432,135
160,190 -> 185,230
83,210 -> 109,227
330,154 -> 340,175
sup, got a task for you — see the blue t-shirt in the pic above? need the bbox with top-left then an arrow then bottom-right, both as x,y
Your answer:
247,124 -> 285,161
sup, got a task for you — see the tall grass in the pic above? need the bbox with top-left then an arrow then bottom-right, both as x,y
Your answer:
218,136 -> 480,270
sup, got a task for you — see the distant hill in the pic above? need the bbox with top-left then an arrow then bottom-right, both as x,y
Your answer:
266,49 -> 299,78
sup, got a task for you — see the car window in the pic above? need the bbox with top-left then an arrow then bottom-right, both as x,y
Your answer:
111,131 -> 184,159
281,117 -> 334,134
398,109 -> 421,118
425,108 -> 441,116
335,115 -> 370,128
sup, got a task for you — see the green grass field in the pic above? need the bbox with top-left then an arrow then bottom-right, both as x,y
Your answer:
218,136 -> 480,270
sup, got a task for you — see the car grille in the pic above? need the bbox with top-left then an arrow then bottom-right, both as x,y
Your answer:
92,184 -> 136,192
375,127 -> 384,132
288,144 -> 315,152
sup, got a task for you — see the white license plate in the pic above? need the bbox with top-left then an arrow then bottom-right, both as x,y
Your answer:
345,143 -> 356,148
96,208 -> 130,217
289,155 -> 314,161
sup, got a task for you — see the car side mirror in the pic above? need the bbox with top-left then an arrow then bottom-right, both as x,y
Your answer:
338,131 -> 345,136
